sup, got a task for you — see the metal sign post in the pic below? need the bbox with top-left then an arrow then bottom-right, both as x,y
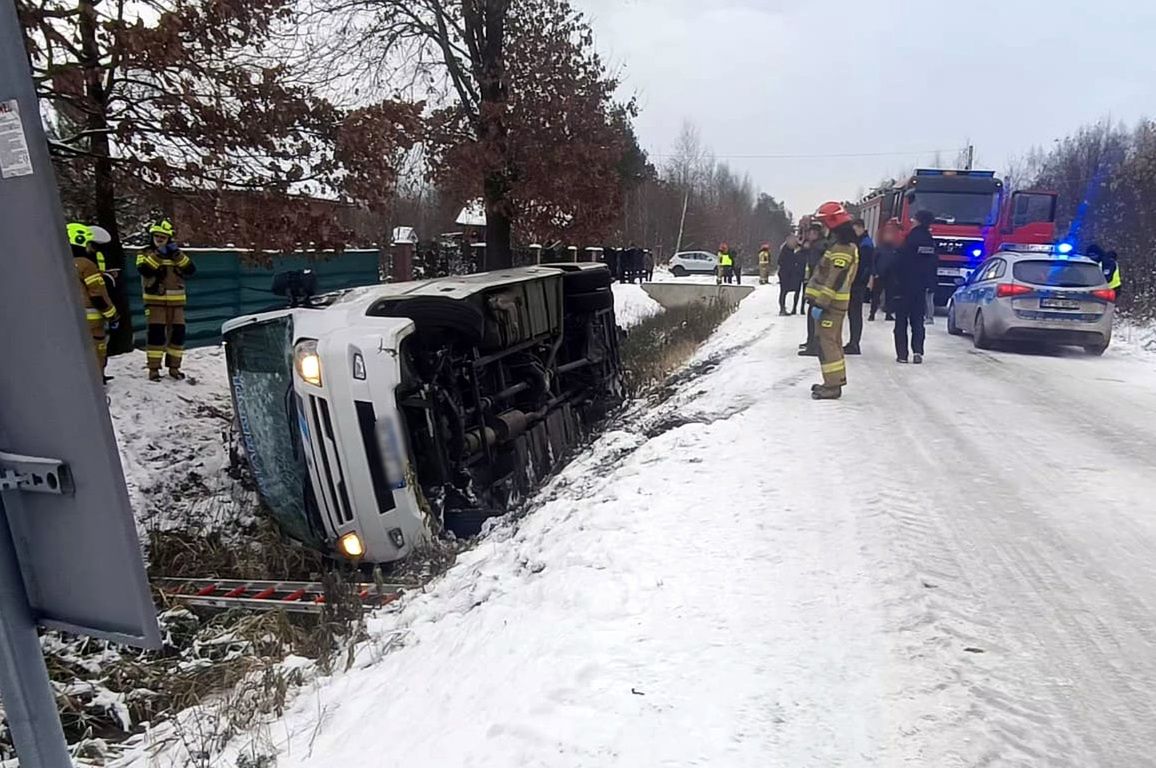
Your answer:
0,496 -> 72,767
0,0 -> 162,764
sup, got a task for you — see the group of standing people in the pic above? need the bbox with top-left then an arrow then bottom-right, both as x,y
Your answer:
71,218 -> 195,383
603,244 -> 654,284
770,204 -> 947,400
715,243 -> 745,285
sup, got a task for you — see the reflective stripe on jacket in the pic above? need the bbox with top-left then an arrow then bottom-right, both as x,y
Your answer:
718,252 -> 733,267
137,246 -> 195,306
758,249 -> 770,265
805,243 -> 859,311
76,256 -> 118,320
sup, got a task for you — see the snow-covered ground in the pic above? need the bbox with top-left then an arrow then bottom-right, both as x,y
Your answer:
115,282 -> 1156,767
610,280 -> 662,327
105,348 -> 255,541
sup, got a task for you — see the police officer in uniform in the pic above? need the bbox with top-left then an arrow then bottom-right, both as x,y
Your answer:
717,243 -> 733,284
1088,244 -> 1123,298
886,209 -> 937,364
804,203 -> 859,400
137,219 -> 196,380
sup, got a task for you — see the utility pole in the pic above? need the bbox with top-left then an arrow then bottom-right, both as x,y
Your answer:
674,188 -> 689,254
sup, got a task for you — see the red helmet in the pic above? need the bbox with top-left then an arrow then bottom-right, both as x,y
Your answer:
719,242 -> 729,251
761,242 -> 771,250
814,201 -> 853,230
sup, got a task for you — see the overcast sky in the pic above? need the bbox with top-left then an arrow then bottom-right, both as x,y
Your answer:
577,0 -> 1156,217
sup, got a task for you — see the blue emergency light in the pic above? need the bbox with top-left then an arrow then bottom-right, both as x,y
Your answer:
915,169 -> 997,178
1056,242 -> 1074,255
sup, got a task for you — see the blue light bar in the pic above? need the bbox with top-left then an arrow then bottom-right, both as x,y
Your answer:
970,247 -> 983,258
1057,242 -> 1074,255
915,168 -> 996,178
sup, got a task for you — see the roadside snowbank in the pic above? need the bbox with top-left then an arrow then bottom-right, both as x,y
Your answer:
610,281 -> 662,327
1113,318 -> 1156,357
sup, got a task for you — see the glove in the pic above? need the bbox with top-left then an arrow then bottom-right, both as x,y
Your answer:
811,306 -> 823,321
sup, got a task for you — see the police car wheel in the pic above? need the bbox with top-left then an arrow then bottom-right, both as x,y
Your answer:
973,311 -> 994,350
947,301 -> 963,336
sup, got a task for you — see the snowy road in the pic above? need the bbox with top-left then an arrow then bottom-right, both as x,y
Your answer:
128,283 -> 1156,767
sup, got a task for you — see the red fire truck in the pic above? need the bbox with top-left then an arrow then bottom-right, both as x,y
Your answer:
859,169 -> 1058,306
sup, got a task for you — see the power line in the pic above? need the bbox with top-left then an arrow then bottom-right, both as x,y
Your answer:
648,148 -> 959,161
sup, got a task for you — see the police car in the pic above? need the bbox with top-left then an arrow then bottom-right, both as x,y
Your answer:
946,244 -> 1116,355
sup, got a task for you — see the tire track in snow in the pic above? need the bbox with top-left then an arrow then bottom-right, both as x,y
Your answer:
860,330 -> 1156,766
824,339 -> 1084,766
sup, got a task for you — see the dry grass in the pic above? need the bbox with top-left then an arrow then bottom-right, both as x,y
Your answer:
147,518 -> 326,582
620,299 -> 736,395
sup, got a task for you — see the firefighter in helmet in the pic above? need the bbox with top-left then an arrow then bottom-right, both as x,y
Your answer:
69,223 -> 120,380
758,243 -> 772,285
804,202 -> 859,400
137,219 -> 196,380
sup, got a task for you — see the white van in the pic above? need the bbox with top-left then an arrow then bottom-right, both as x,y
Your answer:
223,264 -> 623,564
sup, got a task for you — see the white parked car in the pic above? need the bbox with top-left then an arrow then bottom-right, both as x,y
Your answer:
668,250 -> 718,277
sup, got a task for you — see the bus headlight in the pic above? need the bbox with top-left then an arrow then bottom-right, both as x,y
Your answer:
338,532 -> 364,559
294,339 -> 322,386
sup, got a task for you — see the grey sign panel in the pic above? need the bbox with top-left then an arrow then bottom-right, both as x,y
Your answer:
0,5 -> 160,650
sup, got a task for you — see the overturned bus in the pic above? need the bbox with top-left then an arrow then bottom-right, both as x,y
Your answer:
223,264 -> 623,564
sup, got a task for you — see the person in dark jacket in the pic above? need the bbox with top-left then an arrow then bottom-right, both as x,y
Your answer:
869,220 -> 901,321
1087,244 -> 1123,297
798,223 -> 828,356
777,233 -> 803,315
884,209 -> 937,364
843,218 -> 875,355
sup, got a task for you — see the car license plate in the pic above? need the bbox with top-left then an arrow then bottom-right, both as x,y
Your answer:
937,267 -> 962,277
1040,298 -> 1080,310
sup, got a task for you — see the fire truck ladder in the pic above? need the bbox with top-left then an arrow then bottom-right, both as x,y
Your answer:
155,578 -> 416,614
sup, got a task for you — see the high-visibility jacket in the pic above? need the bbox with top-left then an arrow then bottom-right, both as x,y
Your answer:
137,245 -> 196,305
758,248 -> 770,265
718,251 -> 733,267
805,243 -> 859,312
1108,266 -> 1122,290
76,256 -> 118,322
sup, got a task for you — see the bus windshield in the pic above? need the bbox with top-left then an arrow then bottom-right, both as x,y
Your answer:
909,192 -> 999,226
223,317 -> 322,548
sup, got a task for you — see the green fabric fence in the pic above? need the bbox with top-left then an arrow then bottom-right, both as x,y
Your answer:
122,249 -> 383,349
